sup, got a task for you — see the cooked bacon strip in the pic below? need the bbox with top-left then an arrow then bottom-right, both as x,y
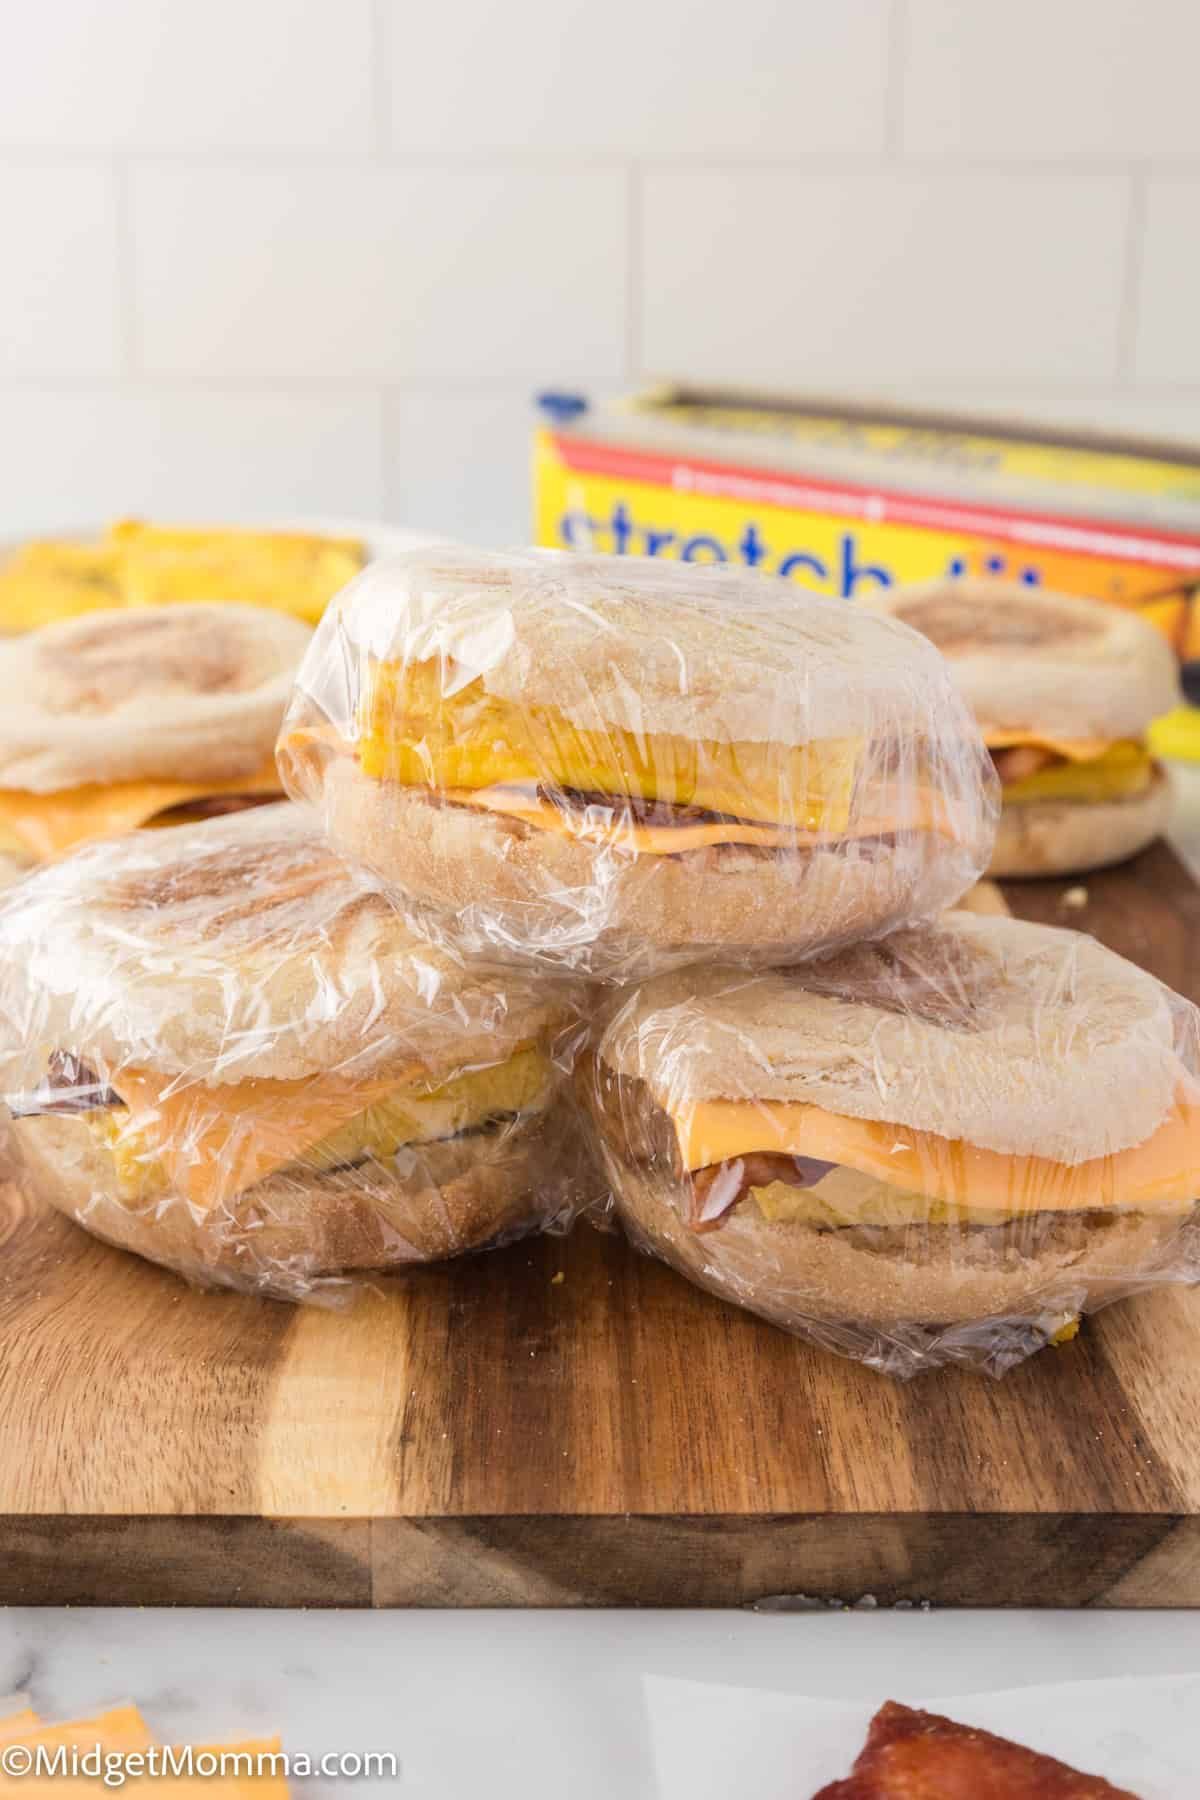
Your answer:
10,1051 -> 118,1117
990,745 -> 1059,784
689,1152 -> 836,1230
151,792 -> 279,824
811,1700 -> 1142,1798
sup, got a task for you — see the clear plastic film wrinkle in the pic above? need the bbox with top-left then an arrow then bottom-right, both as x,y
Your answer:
578,912 -> 1200,1376
276,547 -> 1000,981
0,803 -> 592,1303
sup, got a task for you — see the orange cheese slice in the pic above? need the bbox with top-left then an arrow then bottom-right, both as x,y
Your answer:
109,1065 -> 421,1211
443,785 -> 795,853
670,1094 -> 1200,1215
982,729 -> 1122,762
442,784 -> 956,855
0,1705 -> 153,1794
0,761 -> 283,861
0,1709 -> 39,1742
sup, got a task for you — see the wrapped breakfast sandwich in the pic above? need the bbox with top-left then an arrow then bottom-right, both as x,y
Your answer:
277,547 -> 998,979
580,912 -> 1200,1376
0,804 -> 586,1301
0,603 -> 310,861
868,579 -> 1182,878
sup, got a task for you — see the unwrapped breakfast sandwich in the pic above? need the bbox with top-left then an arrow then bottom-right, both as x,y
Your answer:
0,804 -> 586,1300
277,547 -> 998,979
869,579 -> 1181,878
580,912 -> 1200,1375
0,603 -> 309,861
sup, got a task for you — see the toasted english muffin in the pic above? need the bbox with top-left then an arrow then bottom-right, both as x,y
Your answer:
582,912 -> 1200,1375
869,579 -> 1182,878
279,547 -> 998,978
0,804 -> 587,1297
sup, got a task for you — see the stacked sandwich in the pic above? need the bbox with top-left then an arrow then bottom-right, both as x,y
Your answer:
868,578 -> 1183,878
3,546 -> 1198,1373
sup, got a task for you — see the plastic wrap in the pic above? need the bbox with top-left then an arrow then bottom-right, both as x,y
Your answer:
579,911 -> 1200,1376
277,547 -> 998,980
0,602 -> 311,862
0,803 -> 588,1302
868,578 -> 1182,880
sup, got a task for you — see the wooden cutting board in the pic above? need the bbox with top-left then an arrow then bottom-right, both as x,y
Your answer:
2,841 -> 1200,1610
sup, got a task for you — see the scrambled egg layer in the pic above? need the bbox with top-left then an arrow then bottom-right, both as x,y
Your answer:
751,1167 -> 1034,1229
91,1046 -> 553,1204
0,521 -> 364,633
0,541 -> 122,632
110,520 -> 364,624
360,659 -> 859,833
1001,740 -> 1153,807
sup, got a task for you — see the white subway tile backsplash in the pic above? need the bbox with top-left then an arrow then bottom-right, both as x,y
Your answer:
0,166 -> 121,377
824,382 -> 1200,449
384,0 -> 893,155
0,388 -> 386,537
903,0 -> 1200,159
385,387 -> 539,546
129,165 -> 628,381
1134,180 -> 1200,385
0,0 -> 374,152
0,5 -> 1197,542
639,169 -> 1129,387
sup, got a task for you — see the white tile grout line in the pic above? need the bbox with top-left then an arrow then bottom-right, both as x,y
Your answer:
110,156 -> 139,379
884,0 -> 909,157
369,0 -> 391,161
625,163 -> 641,383
1115,168 -> 1148,384
6,147 -> 1200,176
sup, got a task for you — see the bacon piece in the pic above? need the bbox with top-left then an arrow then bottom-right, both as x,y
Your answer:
812,1700 -> 1142,1798
689,1152 -> 836,1230
150,792 -> 279,824
990,744 -> 1059,784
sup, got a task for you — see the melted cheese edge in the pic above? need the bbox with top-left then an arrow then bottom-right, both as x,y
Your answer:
102,1046 -> 550,1211
0,760 -> 283,860
670,1095 -> 1200,1215
436,783 -> 957,855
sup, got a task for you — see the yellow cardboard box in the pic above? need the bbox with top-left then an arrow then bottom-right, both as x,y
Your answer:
533,388 -> 1200,756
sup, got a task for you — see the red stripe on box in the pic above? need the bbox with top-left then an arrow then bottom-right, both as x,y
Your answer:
549,435 -> 1200,573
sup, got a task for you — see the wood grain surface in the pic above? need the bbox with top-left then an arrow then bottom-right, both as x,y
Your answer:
1,843 -> 1199,1607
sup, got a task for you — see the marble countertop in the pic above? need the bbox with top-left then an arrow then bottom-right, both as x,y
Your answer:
3,1607 -> 1200,1796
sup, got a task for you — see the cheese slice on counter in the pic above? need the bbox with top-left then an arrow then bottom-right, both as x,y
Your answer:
669,1094 -> 1200,1215
0,1714 -> 288,1797
0,762 -> 283,861
0,1705 -> 153,1794
0,1707 -> 39,1742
